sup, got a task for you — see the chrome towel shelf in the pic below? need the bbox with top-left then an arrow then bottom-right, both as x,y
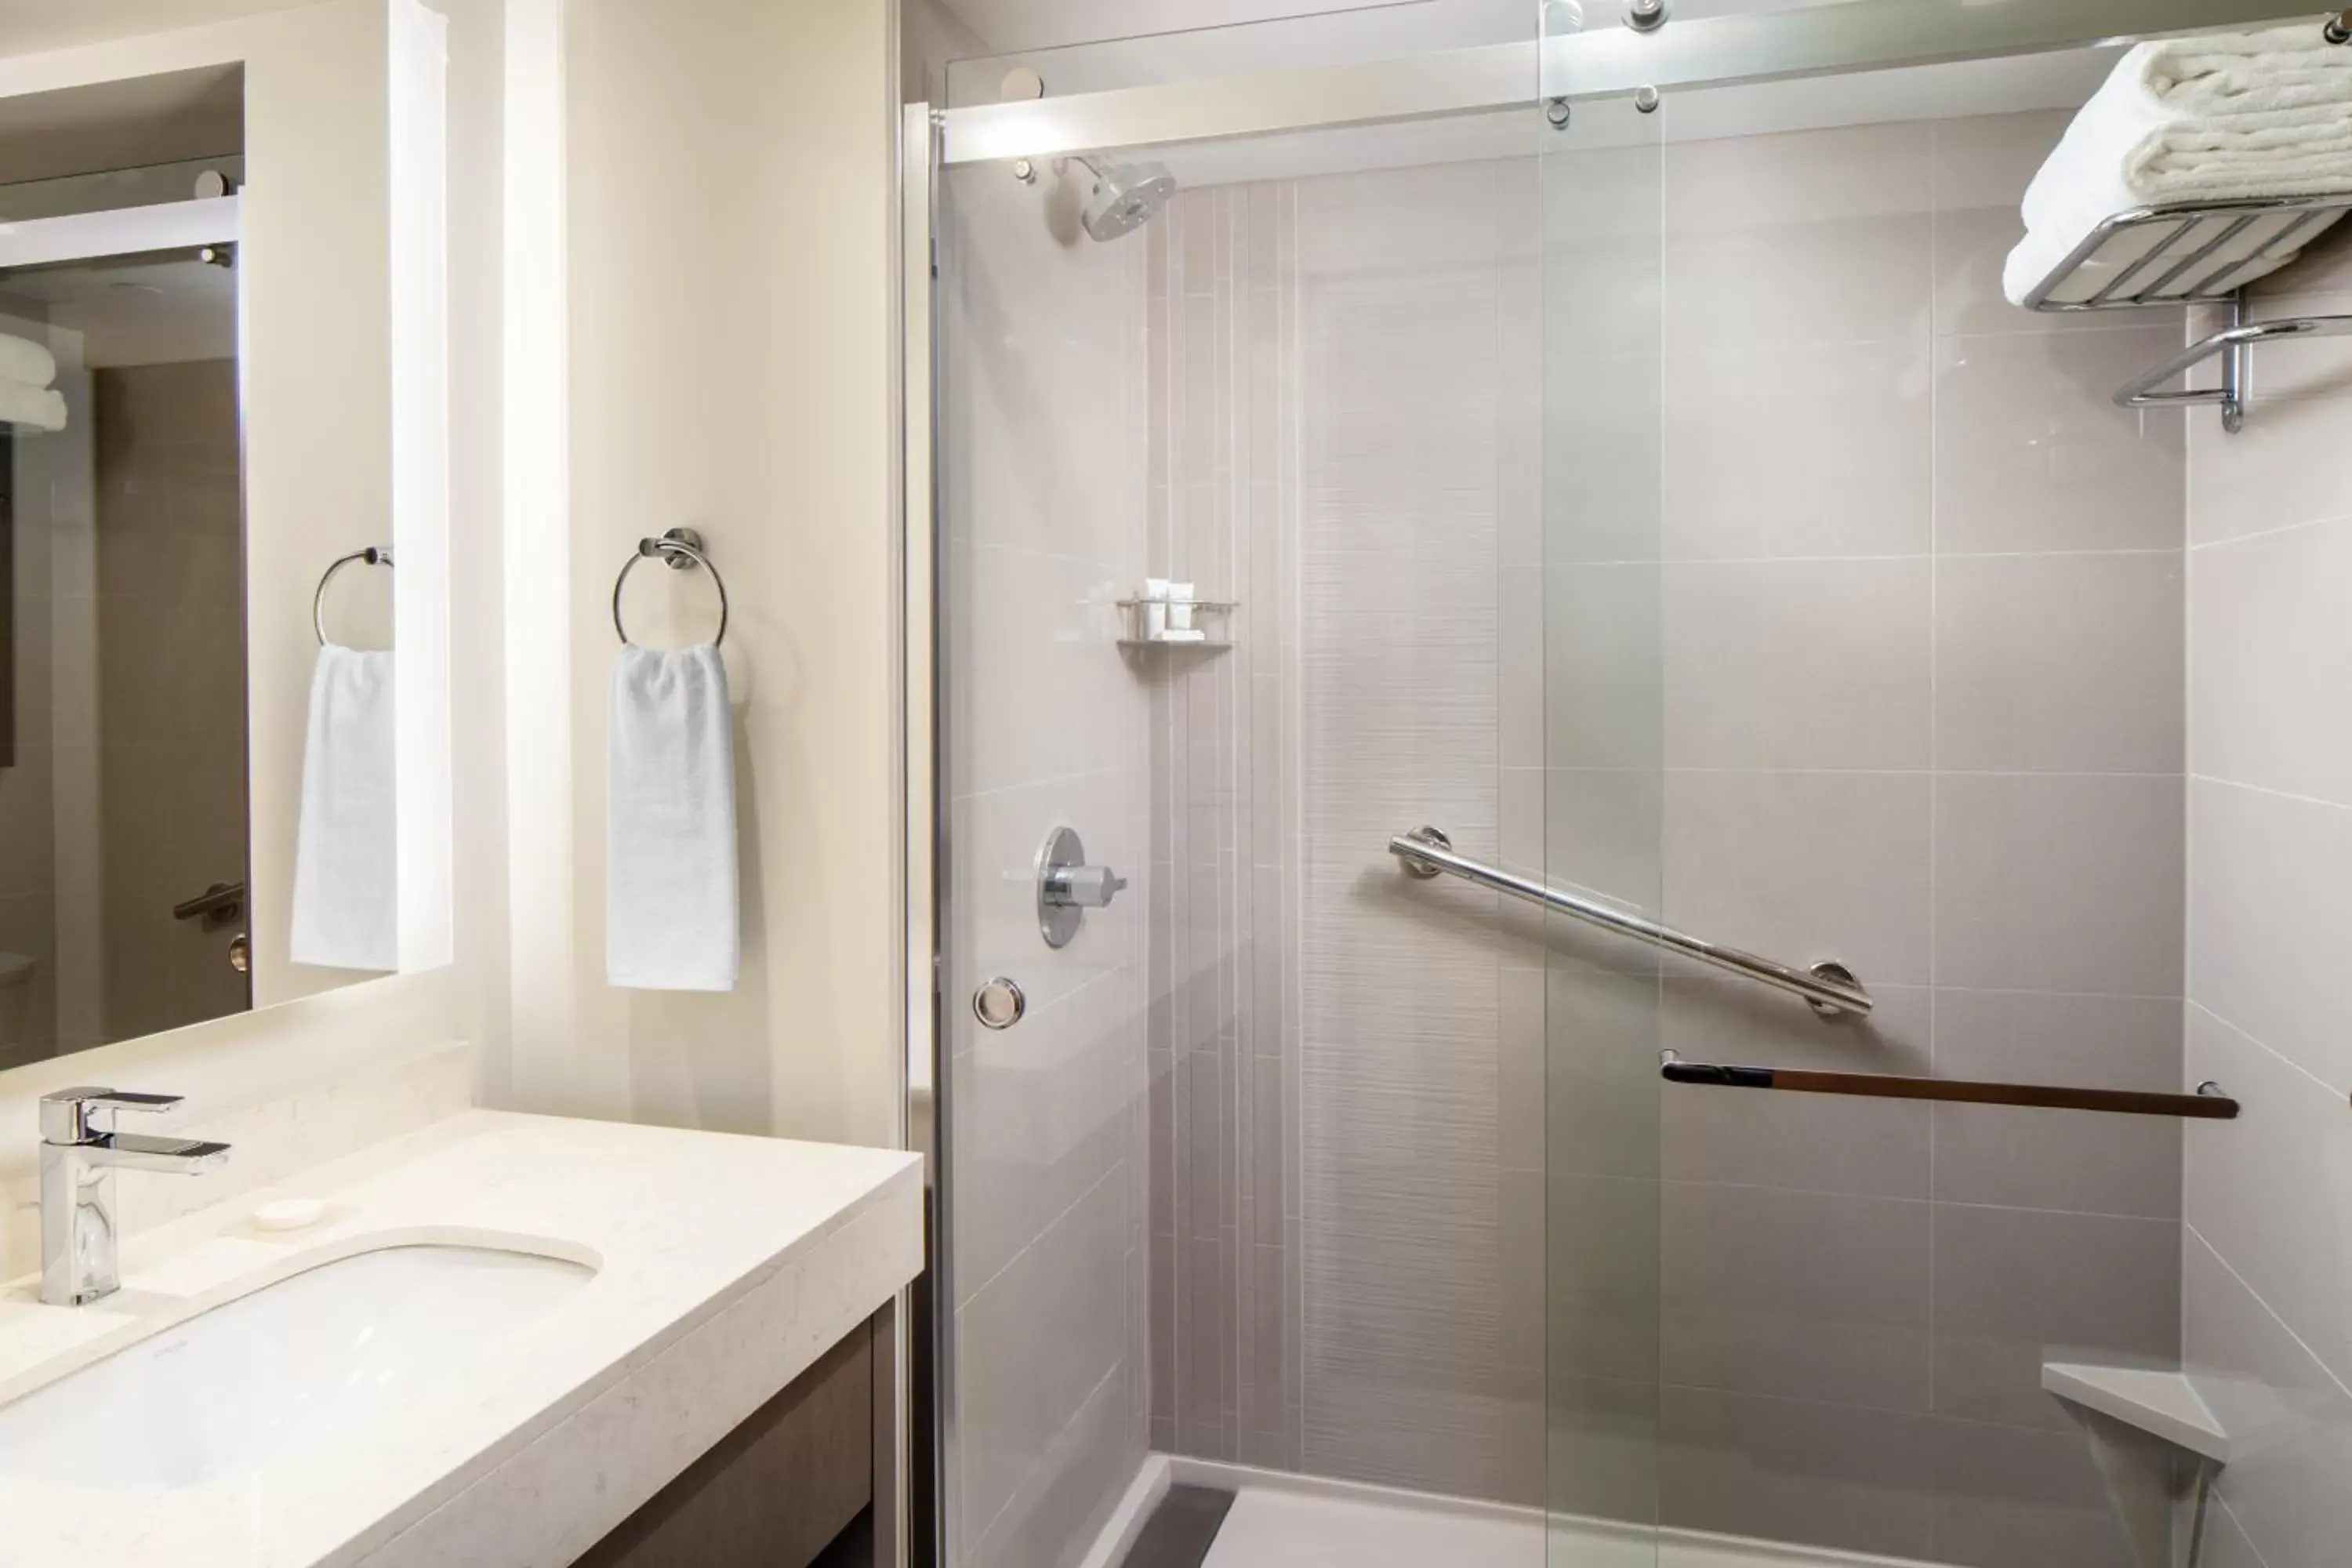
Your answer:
2020,191 -> 2352,434
1661,1050 -> 2240,1120
1388,826 -> 1871,1018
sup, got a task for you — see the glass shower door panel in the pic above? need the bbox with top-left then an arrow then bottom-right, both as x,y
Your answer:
1538,49 -> 1667,1568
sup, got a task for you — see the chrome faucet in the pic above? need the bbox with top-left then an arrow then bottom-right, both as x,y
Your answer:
38,1088 -> 230,1307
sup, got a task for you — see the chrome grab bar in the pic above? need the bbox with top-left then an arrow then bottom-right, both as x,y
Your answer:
1387,826 -> 1872,1018
1661,1051 -> 2240,1120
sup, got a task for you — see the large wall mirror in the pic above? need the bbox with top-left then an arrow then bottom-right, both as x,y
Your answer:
0,0 -> 453,1072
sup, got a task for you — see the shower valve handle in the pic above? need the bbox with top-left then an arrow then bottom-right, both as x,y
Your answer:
1044,863 -> 1127,909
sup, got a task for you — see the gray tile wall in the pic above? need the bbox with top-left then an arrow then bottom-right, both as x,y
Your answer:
2181,217 -> 2352,1568
1134,107 -> 2204,1567
93,361 -> 250,1044
1640,111 -> 2187,1568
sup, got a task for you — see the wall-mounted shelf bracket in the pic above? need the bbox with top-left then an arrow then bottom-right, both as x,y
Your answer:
2115,293 -> 2352,434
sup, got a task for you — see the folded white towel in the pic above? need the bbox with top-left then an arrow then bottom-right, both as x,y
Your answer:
290,646 -> 400,971
607,643 -> 739,992
0,377 -> 65,434
0,332 -> 54,391
2005,25 -> 2352,306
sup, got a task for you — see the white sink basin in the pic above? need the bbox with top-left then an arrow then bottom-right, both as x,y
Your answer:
0,1244 -> 593,1492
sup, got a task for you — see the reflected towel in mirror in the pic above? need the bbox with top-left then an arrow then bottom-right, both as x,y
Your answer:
291,645 -> 398,971
607,643 -> 738,992
0,377 -> 66,434
0,332 -> 55,391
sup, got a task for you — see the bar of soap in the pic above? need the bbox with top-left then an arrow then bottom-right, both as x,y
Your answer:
252,1197 -> 328,1232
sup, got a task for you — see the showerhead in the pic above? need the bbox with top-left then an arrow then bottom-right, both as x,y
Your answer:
1077,157 -> 1176,241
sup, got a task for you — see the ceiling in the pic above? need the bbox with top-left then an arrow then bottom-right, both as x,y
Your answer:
0,255 -> 235,368
0,64 -> 241,187
0,0 -> 310,60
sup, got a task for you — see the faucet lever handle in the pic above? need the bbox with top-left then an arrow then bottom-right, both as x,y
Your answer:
40,1087 -> 184,1143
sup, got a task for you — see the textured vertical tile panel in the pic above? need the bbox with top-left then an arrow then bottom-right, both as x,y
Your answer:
1293,162 -> 1522,1502
1149,180 -> 1304,1467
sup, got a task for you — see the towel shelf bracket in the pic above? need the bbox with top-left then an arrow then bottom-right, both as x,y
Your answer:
2115,293 -> 2352,434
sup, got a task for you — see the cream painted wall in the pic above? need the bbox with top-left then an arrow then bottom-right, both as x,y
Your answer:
507,0 -> 902,1150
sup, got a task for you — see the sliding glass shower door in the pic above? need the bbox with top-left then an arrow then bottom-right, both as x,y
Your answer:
1536,34 -> 1666,1566
924,5 -> 1665,1561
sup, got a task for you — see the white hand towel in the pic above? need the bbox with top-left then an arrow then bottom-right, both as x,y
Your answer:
607,643 -> 739,992
290,646 -> 399,971
0,377 -> 66,434
2004,25 -> 2352,306
0,332 -> 55,390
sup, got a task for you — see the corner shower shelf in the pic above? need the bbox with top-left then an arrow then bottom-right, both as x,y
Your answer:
2021,192 -> 2352,434
1114,596 -> 1236,652
2045,1361 -> 2233,1568
2043,1361 -> 2231,1465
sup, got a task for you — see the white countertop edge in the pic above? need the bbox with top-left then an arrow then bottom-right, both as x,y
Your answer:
349,1179 -> 921,1567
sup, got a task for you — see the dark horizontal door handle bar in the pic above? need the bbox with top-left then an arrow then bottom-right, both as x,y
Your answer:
1661,1051 -> 2239,1120
172,880 -> 246,922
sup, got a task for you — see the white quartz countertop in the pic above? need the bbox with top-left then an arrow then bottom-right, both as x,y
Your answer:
0,1110 -> 923,1566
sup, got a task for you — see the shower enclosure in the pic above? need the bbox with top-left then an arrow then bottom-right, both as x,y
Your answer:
905,2 -> 2307,1564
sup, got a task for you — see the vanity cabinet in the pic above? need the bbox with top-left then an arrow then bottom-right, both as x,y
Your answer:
574,1317 -> 875,1568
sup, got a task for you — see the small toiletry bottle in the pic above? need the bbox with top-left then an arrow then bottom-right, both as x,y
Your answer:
1142,579 -> 1170,639
1167,583 -> 1196,633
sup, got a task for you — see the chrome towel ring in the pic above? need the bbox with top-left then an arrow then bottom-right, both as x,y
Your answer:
613,527 -> 728,648
314,546 -> 394,646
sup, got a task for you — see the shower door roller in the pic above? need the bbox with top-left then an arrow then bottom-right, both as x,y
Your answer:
1037,825 -> 1127,949
973,977 -> 1026,1031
